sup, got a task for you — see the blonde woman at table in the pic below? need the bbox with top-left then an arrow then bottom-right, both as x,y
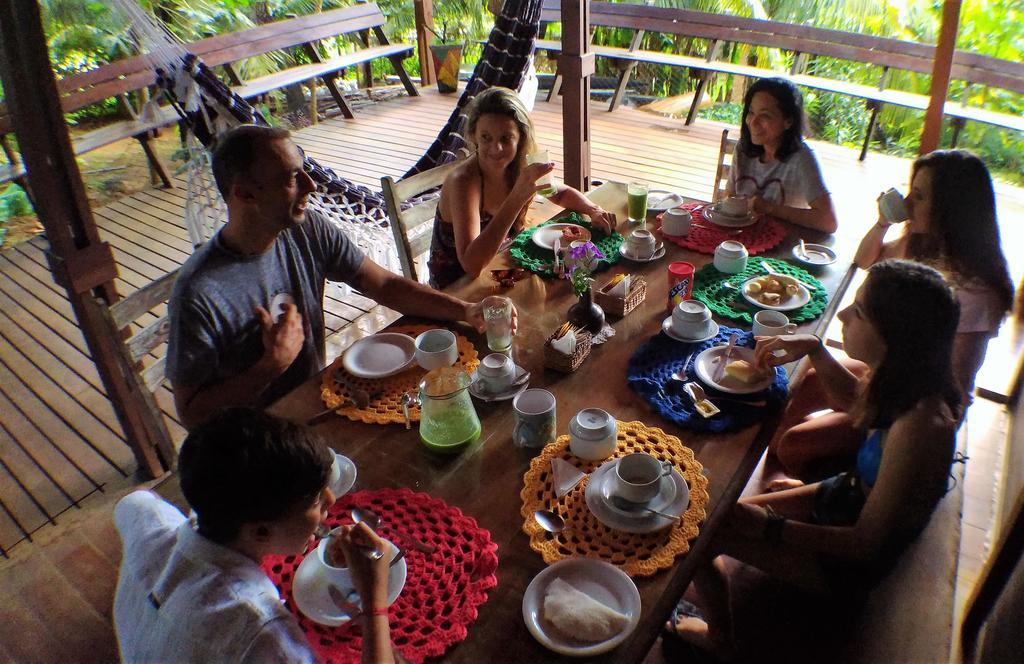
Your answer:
854,149 -> 1014,401
727,77 -> 838,233
666,260 -> 960,660
427,86 -> 617,289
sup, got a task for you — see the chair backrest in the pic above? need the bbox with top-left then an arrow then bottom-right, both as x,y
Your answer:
381,152 -> 471,282
713,128 -> 738,202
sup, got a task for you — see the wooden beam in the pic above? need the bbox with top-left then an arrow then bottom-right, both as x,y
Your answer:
920,0 -> 962,154
0,0 -> 174,478
414,0 -> 436,86
560,0 -> 592,191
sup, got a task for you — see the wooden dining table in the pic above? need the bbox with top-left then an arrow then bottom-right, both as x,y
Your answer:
270,181 -> 856,662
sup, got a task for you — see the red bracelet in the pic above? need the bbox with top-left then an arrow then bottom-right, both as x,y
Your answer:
369,607 -> 389,617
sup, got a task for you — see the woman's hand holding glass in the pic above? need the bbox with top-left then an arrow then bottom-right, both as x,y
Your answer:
514,160 -> 555,201
753,333 -> 823,370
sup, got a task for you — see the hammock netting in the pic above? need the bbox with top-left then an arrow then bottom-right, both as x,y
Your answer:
109,0 -> 543,275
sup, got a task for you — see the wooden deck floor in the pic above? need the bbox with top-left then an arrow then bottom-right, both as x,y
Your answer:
1,86 -> 1023,557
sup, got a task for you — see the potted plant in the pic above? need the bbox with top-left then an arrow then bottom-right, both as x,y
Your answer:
427,21 -> 465,94
564,241 -> 606,333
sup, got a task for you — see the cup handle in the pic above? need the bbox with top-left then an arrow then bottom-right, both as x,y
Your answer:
785,324 -> 797,334
660,460 -> 674,477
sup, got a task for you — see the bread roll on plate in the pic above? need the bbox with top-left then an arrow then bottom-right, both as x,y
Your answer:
543,577 -> 630,642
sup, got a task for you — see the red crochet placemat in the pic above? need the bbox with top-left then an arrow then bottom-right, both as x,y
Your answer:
262,488 -> 499,663
660,203 -> 786,255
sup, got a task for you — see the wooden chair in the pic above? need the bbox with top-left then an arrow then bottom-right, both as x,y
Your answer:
381,152 -> 471,282
712,128 -> 738,202
96,269 -> 180,476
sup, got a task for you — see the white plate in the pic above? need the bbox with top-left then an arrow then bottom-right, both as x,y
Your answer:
618,242 -> 665,262
342,333 -> 417,379
533,223 -> 592,251
740,275 -> 811,312
585,459 -> 689,533
291,538 -> 407,627
647,190 -> 685,212
329,453 -> 357,497
693,346 -> 774,395
791,243 -> 837,267
469,365 -> 529,401
703,205 -> 759,228
522,557 -> 641,657
661,316 -> 720,344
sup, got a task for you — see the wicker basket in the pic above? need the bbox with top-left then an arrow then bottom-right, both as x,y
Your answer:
544,326 -> 593,373
594,276 -> 647,317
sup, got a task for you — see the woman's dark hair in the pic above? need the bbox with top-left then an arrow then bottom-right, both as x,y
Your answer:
905,150 -> 1014,315
738,77 -> 806,161
857,260 -> 962,428
179,407 -> 333,544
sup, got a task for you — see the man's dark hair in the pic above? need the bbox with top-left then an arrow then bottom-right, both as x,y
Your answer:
179,407 -> 333,544
211,125 -> 292,199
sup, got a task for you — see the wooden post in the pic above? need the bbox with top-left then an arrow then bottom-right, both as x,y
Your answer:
0,0 -> 174,478
414,0 -> 436,86
920,0 -> 962,155
560,0 -> 593,191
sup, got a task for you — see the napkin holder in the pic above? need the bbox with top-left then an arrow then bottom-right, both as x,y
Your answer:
594,275 -> 647,318
544,325 -> 592,373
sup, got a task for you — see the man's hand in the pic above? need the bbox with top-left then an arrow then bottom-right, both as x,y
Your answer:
255,304 -> 304,375
464,299 -> 518,335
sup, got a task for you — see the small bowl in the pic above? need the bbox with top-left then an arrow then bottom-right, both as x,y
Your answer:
791,243 -> 837,269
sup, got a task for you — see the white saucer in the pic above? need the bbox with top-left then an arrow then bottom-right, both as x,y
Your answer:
791,243 -> 837,267
661,317 -> 720,344
291,538 -> 407,627
618,243 -> 666,262
647,190 -> 685,212
522,557 -> 641,657
328,453 -> 357,497
533,223 -> 592,251
469,365 -> 529,401
693,346 -> 774,395
600,470 -> 685,519
585,459 -> 689,533
740,275 -> 812,312
342,333 -> 417,379
704,205 -> 759,228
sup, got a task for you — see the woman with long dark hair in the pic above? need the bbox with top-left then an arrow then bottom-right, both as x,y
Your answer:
854,149 -> 1014,398
427,87 -> 616,289
728,77 -> 838,233
666,260 -> 961,659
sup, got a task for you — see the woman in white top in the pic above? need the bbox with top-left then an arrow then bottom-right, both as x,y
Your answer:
728,77 -> 838,233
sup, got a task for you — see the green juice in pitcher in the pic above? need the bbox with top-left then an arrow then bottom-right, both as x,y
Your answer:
420,410 -> 481,453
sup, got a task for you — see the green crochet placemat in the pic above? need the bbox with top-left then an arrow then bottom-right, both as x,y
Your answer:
692,258 -> 828,324
509,212 -> 624,278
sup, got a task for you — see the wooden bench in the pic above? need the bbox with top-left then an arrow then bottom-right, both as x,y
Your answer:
1,2 -> 417,190
538,1 -> 1024,161
188,2 -> 418,121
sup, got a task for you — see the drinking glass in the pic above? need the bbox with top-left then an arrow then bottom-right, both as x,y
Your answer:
527,149 -> 557,197
482,295 -> 514,352
627,181 -> 649,227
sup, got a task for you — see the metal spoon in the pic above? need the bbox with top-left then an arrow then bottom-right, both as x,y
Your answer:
352,507 -> 437,554
609,495 -> 681,522
533,509 -> 567,534
798,238 -> 810,260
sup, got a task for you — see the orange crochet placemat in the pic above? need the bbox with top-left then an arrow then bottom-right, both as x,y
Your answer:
519,420 -> 710,577
320,324 -> 480,425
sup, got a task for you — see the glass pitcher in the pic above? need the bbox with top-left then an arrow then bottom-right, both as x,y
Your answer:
418,366 -> 481,453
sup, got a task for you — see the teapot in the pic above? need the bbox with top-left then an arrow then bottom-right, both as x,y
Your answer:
418,366 -> 481,454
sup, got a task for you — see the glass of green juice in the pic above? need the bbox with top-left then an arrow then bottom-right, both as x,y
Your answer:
627,182 -> 649,227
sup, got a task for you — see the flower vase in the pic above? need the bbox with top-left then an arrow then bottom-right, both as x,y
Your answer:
568,288 -> 605,334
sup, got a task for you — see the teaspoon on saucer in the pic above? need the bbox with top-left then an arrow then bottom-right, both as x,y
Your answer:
608,495 -> 681,522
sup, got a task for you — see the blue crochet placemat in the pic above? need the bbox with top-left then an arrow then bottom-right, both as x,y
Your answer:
509,212 -> 624,278
627,327 -> 789,433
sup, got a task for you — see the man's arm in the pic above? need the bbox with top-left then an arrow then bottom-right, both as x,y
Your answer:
351,258 -> 487,332
173,304 -> 304,429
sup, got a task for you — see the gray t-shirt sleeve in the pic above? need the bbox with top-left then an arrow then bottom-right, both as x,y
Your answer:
792,145 -> 828,205
306,210 -> 366,283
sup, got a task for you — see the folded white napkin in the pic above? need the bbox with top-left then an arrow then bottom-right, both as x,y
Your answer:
608,275 -> 631,298
549,330 -> 577,355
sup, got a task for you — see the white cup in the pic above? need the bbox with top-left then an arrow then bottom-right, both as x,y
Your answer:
713,240 -> 749,274
625,228 -> 657,258
569,408 -> 618,461
878,187 -> 909,223
317,534 -> 402,612
613,453 -> 673,504
671,300 -> 712,339
661,208 -> 692,237
753,310 -> 797,337
720,196 -> 749,217
414,329 -> 458,370
477,353 -> 516,392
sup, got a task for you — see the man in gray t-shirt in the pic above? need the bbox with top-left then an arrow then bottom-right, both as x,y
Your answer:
167,126 -> 496,428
